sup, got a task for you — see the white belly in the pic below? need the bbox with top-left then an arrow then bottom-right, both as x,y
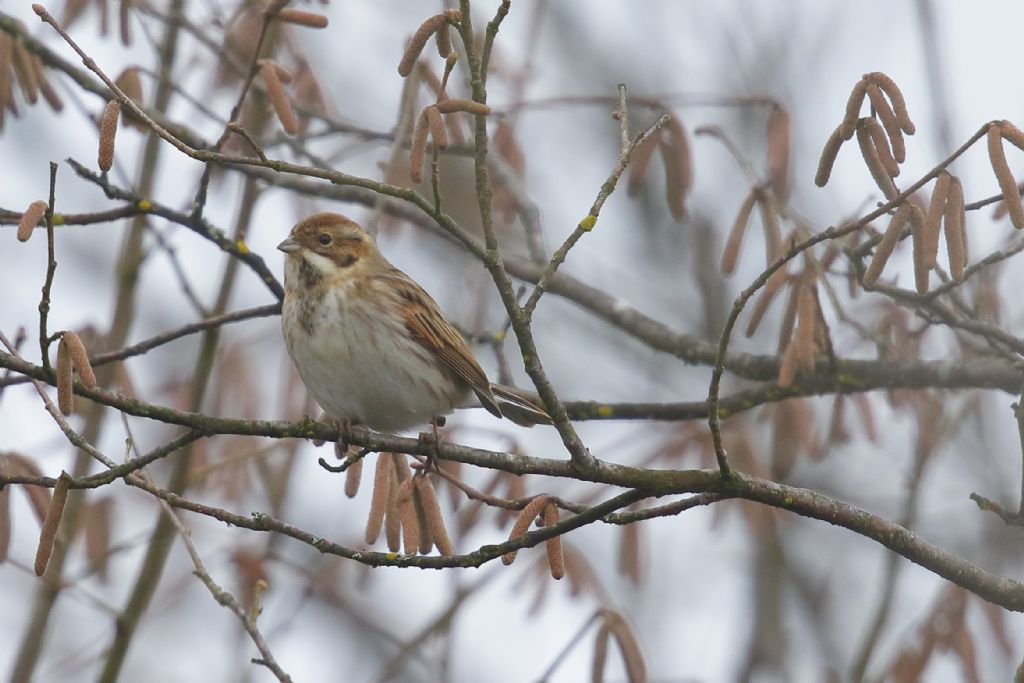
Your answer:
282,286 -> 464,432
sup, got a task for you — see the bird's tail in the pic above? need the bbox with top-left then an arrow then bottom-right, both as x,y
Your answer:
490,384 -> 553,427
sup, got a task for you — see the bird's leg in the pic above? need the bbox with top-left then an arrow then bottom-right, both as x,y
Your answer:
337,419 -> 354,454
311,412 -> 334,447
418,416 -> 445,472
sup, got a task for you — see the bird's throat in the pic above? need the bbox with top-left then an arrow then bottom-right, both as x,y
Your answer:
298,257 -> 324,289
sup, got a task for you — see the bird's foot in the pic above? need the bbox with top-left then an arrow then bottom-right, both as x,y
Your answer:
337,419 -> 355,453
310,413 -> 337,446
417,416 -> 445,472
317,420 -> 357,474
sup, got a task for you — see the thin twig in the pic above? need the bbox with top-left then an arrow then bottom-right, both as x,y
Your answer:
2,358 -> 1024,613
0,331 -> 116,470
32,6 -> 198,161
146,226 -> 211,317
707,123 -> 992,476
37,162 -> 58,371
522,93 -> 669,319
65,159 -> 285,299
372,576 -> 491,683
156,498 -> 293,682
3,338 -> 1021,422
456,0 -> 594,467
0,327 -> 27,404
226,122 -> 269,163
1015,377 -> 1024,518
0,205 -> 141,227
849,416 -> 935,681
0,305 -> 280,389
536,610 -> 603,682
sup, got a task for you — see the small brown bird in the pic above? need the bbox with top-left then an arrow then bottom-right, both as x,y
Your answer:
278,212 -> 550,432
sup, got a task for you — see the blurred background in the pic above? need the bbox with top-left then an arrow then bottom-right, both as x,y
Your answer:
2,1 -> 1024,681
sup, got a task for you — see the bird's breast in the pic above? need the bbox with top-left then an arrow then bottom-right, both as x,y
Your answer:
281,284 -> 464,431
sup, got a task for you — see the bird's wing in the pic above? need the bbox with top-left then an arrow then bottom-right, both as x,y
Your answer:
381,270 -> 503,419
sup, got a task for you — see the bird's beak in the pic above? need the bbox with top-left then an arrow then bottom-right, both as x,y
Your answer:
277,236 -> 301,254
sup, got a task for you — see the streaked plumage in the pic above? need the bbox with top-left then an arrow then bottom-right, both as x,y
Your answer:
279,212 -> 549,432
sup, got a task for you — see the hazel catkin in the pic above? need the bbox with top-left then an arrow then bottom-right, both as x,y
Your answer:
16,200 -> 47,242
34,472 -> 70,576
97,100 -> 120,172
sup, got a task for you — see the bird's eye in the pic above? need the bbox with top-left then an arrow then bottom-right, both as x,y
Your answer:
318,234 -> 332,246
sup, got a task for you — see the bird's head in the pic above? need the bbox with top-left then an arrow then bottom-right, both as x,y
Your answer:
278,213 -> 380,285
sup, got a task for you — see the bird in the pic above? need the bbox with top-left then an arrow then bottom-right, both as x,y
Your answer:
278,212 -> 550,433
